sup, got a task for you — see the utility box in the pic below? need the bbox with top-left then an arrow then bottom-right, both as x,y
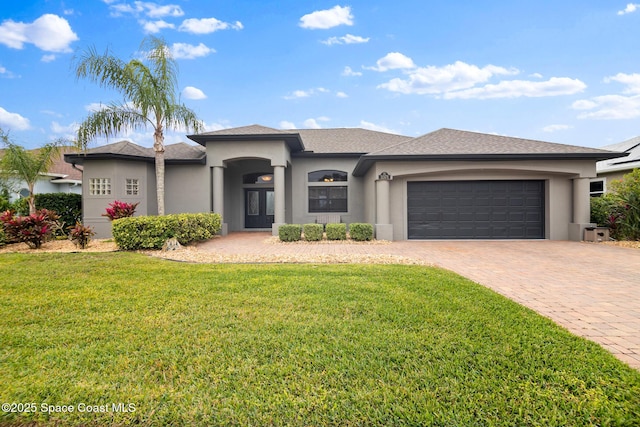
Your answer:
584,227 -> 610,242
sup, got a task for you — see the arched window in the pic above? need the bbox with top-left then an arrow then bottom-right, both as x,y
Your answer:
308,170 -> 348,213
308,170 -> 347,182
243,173 -> 274,184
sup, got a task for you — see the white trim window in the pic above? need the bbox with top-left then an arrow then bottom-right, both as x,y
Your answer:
126,178 -> 140,196
89,178 -> 111,195
590,179 -> 605,197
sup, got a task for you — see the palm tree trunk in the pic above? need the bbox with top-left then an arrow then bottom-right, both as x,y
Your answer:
153,129 -> 165,216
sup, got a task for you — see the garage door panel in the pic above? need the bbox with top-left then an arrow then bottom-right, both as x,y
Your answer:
407,180 -> 544,239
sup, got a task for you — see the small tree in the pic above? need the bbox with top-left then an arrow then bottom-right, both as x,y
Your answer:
609,169 -> 640,240
0,128 -> 63,215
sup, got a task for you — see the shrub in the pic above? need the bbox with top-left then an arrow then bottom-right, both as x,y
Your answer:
278,224 -> 302,242
103,200 -> 139,221
34,193 -> 82,233
326,223 -> 347,240
303,223 -> 323,241
68,222 -> 95,249
0,209 -> 60,249
0,225 -> 5,247
349,223 -> 373,241
112,213 -> 221,250
609,169 -> 640,240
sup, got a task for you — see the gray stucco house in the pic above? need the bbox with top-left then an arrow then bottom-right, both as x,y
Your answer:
64,125 -> 624,241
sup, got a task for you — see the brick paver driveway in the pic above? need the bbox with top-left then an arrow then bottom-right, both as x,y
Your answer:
198,234 -> 640,369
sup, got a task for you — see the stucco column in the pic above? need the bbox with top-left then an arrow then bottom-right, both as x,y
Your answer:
569,177 -> 594,241
375,172 -> 393,241
212,166 -> 227,236
273,165 -> 286,236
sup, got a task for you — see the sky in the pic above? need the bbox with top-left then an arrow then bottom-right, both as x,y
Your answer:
1,1 -> 640,149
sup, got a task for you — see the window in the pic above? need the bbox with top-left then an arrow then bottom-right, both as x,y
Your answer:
308,169 -> 348,213
309,186 -> 347,213
89,178 -> 111,195
590,179 -> 605,197
308,170 -> 347,182
126,178 -> 140,196
243,173 -> 273,184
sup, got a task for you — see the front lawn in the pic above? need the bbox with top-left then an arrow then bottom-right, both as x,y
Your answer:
1,253 -> 639,426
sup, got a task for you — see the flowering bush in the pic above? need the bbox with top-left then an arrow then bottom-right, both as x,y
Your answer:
0,209 -> 60,249
103,200 -> 139,221
68,222 -> 95,249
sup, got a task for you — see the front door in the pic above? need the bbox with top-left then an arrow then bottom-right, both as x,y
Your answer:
245,188 -> 275,228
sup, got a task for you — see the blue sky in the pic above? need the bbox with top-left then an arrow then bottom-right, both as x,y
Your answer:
1,1 -> 639,149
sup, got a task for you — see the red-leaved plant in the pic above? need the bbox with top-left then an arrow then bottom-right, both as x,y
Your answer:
0,209 -> 60,249
103,200 -> 139,221
68,222 -> 96,249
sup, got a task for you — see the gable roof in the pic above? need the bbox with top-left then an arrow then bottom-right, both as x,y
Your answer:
64,140 -> 206,165
353,128 -> 626,176
597,136 -> 640,174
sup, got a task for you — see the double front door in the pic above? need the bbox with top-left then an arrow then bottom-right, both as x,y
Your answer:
245,188 -> 274,228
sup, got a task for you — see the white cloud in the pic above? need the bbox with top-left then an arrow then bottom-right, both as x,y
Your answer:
378,61 -> 519,95
299,5 -> 353,29
283,87 -> 329,100
0,14 -> 78,52
572,73 -> 640,119
0,65 -> 18,78
322,34 -> 369,45
141,20 -> 175,33
342,66 -> 362,77
543,124 -> 572,133
529,73 -> 543,79
85,102 -> 108,112
204,121 -> 230,132
279,121 -> 296,129
182,86 -> 207,100
605,72 -> 640,94
336,91 -> 348,98
303,117 -> 331,129
107,1 -> 184,18
367,52 -> 416,72
51,121 -> 79,140
178,17 -> 243,34
618,3 -> 640,15
170,42 -> 215,59
443,77 -> 586,100
41,54 -> 56,62
0,107 -> 30,130
359,120 -> 396,134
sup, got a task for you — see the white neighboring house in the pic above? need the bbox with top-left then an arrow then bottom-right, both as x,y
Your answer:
1,147 -> 83,202
591,137 -> 639,196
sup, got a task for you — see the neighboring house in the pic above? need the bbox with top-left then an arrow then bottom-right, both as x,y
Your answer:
64,125 -> 624,241
591,136 -> 640,196
1,146 -> 83,202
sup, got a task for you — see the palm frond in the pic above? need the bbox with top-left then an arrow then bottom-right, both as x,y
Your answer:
76,105 -> 150,149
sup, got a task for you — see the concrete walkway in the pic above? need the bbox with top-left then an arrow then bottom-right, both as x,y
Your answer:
197,233 -> 640,370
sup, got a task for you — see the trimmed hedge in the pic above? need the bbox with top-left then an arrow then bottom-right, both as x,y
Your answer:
34,193 -> 82,232
112,213 -> 221,250
278,224 -> 302,242
349,223 -> 374,241
326,223 -> 347,240
303,223 -> 323,241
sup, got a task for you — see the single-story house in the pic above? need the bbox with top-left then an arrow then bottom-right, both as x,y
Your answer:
591,136 -> 640,196
64,125 -> 625,241
1,146 -> 82,202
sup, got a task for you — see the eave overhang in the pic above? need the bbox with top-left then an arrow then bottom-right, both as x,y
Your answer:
352,152 -> 629,177
187,133 -> 305,153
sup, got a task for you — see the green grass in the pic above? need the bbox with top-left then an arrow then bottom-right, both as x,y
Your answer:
1,253 -> 639,426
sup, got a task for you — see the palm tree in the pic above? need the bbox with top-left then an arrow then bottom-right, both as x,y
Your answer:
0,128 -> 62,215
74,36 -> 203,215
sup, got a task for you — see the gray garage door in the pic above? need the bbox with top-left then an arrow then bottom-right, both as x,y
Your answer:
407,180 -> 544,239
